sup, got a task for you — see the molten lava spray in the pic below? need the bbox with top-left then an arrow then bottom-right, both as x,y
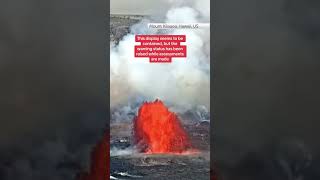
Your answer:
134,99 -> 192,154
76,131 -> 109,180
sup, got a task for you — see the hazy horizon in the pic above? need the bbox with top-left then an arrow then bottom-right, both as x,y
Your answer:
111,0 -> 170,15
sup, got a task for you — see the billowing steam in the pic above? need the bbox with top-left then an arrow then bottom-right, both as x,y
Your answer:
110,0 -> 210,111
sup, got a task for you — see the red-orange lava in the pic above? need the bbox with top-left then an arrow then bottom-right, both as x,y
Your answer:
77,131 -> 109,180
133,99 -> 194,154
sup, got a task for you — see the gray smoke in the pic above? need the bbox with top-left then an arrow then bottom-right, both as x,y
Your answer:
214,0 -> 320,179
0,0 -> 107,179
110,0 -> 210,114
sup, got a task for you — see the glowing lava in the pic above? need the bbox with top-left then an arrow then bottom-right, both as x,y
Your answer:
77,131 -> 109,180
133,99 -> 193,154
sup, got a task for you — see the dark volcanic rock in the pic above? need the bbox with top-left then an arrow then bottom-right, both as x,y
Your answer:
111,153 -> 210,180
110,15 -> 143,43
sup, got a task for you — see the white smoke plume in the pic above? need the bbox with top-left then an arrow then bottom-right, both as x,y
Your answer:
110,147 -> 138,156
110,0 -> 210,111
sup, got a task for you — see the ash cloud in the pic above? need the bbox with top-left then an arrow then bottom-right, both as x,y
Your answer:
214,0 -> 320,179
110,0 -> 210,112
0,0 -> 107,179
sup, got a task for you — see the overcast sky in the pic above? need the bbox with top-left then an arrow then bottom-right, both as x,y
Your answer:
110,0 -> 169,14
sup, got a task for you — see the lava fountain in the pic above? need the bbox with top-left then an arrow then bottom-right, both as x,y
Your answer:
133,99 -> 194,154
